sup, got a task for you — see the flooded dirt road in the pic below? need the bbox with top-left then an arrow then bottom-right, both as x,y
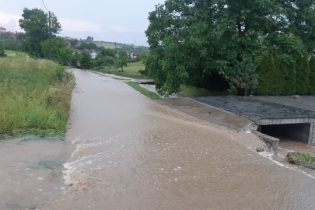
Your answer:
2,69 -> 315,209
45,69 -> 315,209
0,136 -> 70,210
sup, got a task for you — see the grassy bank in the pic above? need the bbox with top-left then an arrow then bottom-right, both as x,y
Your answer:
126,82 -> 160,100
178,85 -> 227,97
287,152 -> 315,168
96,62 -> 148,79
0,57 -> 74,138
5,50 -> 29,58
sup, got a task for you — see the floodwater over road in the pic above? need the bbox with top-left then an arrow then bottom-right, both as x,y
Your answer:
2,69 -> 315,209
0,136 -> 70,210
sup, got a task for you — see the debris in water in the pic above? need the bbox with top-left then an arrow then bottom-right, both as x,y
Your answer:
256,147 -> 265,153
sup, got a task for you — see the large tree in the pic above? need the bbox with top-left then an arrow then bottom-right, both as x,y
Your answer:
146,0 -> 315,95
19,8 -> 61,57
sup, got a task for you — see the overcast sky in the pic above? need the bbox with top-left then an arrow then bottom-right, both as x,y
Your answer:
0,0 -> 165,45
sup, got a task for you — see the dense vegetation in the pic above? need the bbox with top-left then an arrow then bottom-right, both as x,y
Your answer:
0,57 -> 74,138
146,0 -> 315,96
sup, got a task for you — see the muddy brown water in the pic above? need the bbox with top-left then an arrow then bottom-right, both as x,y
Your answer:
0,136 -> 70,210
1,69 -> 315,210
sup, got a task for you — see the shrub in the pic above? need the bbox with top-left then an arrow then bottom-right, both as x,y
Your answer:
0,43 -> 6,57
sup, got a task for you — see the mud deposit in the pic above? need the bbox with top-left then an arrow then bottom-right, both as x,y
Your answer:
2,69 -> 315,210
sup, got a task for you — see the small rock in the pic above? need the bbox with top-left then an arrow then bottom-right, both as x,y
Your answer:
256,147 -> 264,153
293,95 -> 300,99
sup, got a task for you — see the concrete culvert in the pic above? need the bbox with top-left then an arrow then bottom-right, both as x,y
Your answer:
259,123 -> 311,143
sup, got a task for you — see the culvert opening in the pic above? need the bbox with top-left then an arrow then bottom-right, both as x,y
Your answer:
258,123 -> 310,143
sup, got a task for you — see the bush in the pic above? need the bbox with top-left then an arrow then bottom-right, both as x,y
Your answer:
295,57 -> 310,95
309,57 -> 315,95
0,43 -> 6,57
79,51 -> 93,69
256,54 -> 282,95
256,54 -> 315,96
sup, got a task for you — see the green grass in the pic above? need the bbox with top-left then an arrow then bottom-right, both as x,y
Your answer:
126,82 -> 160,100
0,57 -> 74,138
124,61 -> 145,73
178,85 -> 219,97
96,62 -> 148,79
5,50 -> 29,58
287,152 -> 315,165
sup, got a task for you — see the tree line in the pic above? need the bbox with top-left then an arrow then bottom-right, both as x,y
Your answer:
145,0 -> 315,96
1,8 -> 136,71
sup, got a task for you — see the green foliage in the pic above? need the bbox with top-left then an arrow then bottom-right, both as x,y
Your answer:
0,43 -> 5,57
19,8 -> 61,57
5,50 -> 29,58
256,54 -> 282,95
41,37 -> 73,65
257,54 -> 315,95
114,51 -> 129,71
126,82 -> 160,100
94,47 -> 115,68
295,57 -> 310,95
2,39 -> 24,52
79,51 -> 93,69
70,52 -> 80,68
309,57 -> 315,94
0,57 -> 74,137
146,0 -> 315,96
178,85 -> 218,97
79,42 -> 98,50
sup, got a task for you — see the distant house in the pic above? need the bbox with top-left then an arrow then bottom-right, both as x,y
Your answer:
0,27 -> 17,40
5,32 -> 17,39
0,27 -> 6,33
129,52 -> 139,61
90,50 -> 98,59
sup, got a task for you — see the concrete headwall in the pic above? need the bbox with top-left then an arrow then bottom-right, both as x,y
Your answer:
310,123 -> 315,145
258,118 -> 315,145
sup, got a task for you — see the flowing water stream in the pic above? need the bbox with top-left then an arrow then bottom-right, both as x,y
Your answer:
1,69 -> 315,210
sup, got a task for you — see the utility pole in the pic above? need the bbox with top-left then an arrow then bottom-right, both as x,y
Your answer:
48,11 -> 51,37
41,0 -> 52,58
48,11 -> 52,59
